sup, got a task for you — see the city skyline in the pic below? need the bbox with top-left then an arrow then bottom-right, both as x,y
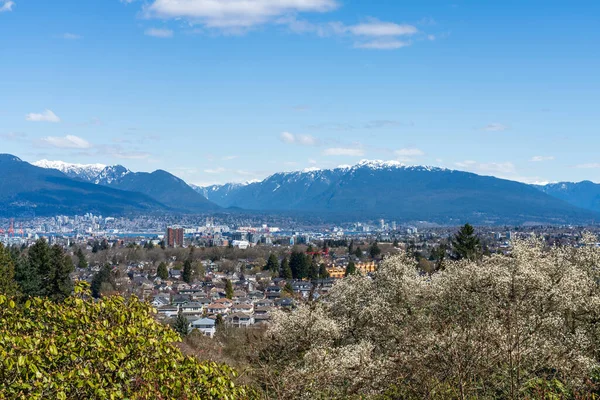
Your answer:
1,0 -> 599,186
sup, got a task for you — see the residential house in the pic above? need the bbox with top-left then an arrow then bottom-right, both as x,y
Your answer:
190,318 -> 217,338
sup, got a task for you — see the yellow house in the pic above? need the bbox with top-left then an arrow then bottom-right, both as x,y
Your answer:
326,261 -> 377,279
356,261 -> 377,275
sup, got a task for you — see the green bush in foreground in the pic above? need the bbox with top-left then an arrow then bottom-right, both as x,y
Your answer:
0,282 -> 257,399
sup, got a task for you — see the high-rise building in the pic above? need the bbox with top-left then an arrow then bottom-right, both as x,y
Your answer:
166,227 -> 184,247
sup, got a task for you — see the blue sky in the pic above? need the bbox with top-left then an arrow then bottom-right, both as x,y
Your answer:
0,0 -> 598,186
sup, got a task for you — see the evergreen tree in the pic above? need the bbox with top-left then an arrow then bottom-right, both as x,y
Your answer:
157,262 -> 169,280
215,314 -> 224,331
283,282 -> 294,296
265,253 -> 279,274
393,238 -> 399,247
45,245 -> 75,302
280,257 -> 292,280
75,248 -> 88,269
309,257 -> 319,280
0,243 -> 18,295
348,240 -> 354,254
289,250 -> 309,279
369,242 -> 382,259
451,223 -> 482,261
225,279 -> 234,299
318,263 -> 329,279
345,261 -> 357,277
92,241 -> 100,253
91,264 -> 116,298
172,308 -> 189,337
354,247 -> 363,259
14,254 -> 40,297
182,258 -> 193,283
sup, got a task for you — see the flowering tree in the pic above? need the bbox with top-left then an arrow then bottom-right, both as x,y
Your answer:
259,236 -> 600,399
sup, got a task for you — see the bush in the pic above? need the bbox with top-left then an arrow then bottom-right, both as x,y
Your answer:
0,282 -> 257,399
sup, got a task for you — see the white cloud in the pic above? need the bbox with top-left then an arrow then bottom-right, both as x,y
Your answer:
60,33 -> 82,39
346,20 -> 417,36
280,132 -> 318,146
455,160 -> 516,175
323,148 -> 364,156
144,0 -> 338,28
204,167 -> 227,174
0,1 -> 14,12
574,163 -> 600,169
145,28 -> 174,38
530,156 -> 554,162
41,135 -> 92,149
26,109 -> 61,123
354,39 -> 410,50
395,148 -> 424,157
482,123 -> 508,132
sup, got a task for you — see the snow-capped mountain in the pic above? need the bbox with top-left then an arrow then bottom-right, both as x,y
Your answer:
536,181 -> 600,213
195,159 -> 591,224
33,160 -> 108,182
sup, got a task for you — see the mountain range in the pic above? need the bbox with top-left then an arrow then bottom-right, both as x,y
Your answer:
33,159 -> 218,213
5,154 -> 600,224
196,160 -> 599,225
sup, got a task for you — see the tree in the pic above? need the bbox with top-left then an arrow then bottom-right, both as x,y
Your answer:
354,247 -> 363,259
44,244 -> 75,302
261,237 -> 600,399
91,264 -> 116,298
0,243 -> 18,296
28,238 -> 50,297
318,263 -> 329,279
369,242 -> 382,259
182,258 -> 193,283
309,257 -> 319,280
75,247 -> 88,269
14,254 -> 39,297
172,308 -> 190,337
225,279 -> 234,299
0,282 -> 257,399
265,253 -> 279,274
393,238 -> 400,247
290,250 -> 309,279
280,257 -> 292,280
451,223 -> 481,261
157,261 -> 169,280
345,261 -> 357,277
283,282 -> 294,296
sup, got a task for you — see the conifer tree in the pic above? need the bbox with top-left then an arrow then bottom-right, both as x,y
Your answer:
318,263 -> 329,279
309,257 -> 319,280
14,254 -> 40,297
225,279 -> 234,299
451,223 -> 481,261
91,264 -> 116,298
280,257 -> 292,280
182,258 -> 193,283
172,308 -> 189,337
0,243 -> 18,295
157,262 -> 169,280
290,250 -> 309,279
369,242 -> 382,259
76,247 -> 88,269
265,253 -> 279,274
354,247 -> 363,259
345,261 -> 357,277
45,244 -> 74,302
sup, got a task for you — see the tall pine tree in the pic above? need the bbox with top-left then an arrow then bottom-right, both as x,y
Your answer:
345,261 -> 357,277
157,262 -> 169,280
289,250 -> 308,279
280,257 -> 292,280
451,223 -> 481,261
182,259 -> 193,283
224,279 -> 234,300
264,253 -> 279,274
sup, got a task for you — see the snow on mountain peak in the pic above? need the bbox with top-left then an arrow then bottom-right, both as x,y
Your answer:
34,159 -> 106,173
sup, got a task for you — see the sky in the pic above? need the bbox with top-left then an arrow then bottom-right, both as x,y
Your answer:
0,0 -> 599,186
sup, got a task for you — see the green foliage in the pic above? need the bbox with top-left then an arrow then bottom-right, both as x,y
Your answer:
14,254 -> 40,298
91,265 -> 116,298
157,261 -> 169,280
0,282 -> 257,399
280,257 -> 292,280
0,243 -> 18,296
265,253 -> 279,274
43,244 -> 74,302
289,250 -> 308,279
172,308 -> 190,337
75,248 -> 87,269
354,247 -> 363,259
369,242 -> 382,259
451,223 -> 481,261
345,261 -> 357,277
318,263 -> 329,279
225,279 -> 234,300
182,258 -> 193,283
